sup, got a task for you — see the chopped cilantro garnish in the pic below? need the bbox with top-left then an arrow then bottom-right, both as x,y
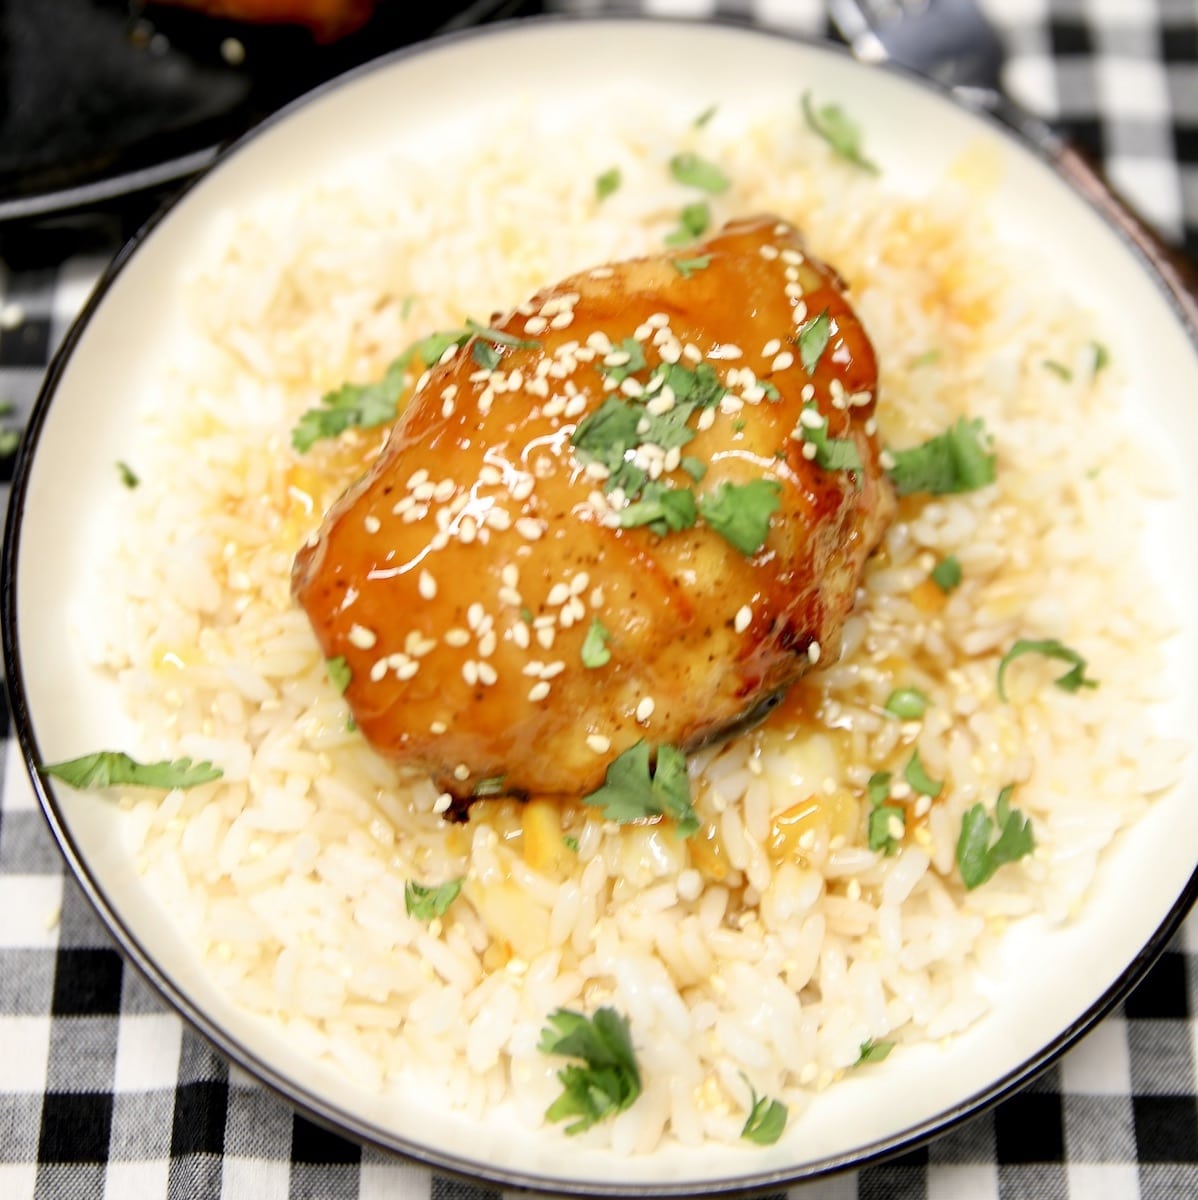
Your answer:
886,418 -> 996,496
651,360 -> 726,409
802,91 -> 879,174
1042,359 -> 1072,381
931,555 -> 962,593
904,749 -> 942,798
472,340 -> 501,371
857,1039 -> 895,1065
956,785 -> 1034,889
563,834 -> 581,853
291,354 -> 415,452
472,775 -> 507,797
672,254 -> 712,278
599,336 -> 648,384
41,752 -> 222,791
325,655 -> 352,694
1091,342 -> 1110,374
668,151 -> 730,194
581,618 -> 612,668
519,605 -> 535,625
464,318 -> 540,351
116,461 -> 139,488
0,428 -> 18,457
996,638 -> 1098,702
571,396 -> 645,494
582,741 -> 699,837
540,1007 -> 642,1135
404,878 -> 463,921
796,309 -> 832,375
665,201 -> 711,246
740,1078 -> 788,1145
619,483 -> 698,537
868,804 -> 905,855
800,401 -> 862,475
884,688 -> 929,719
596,166 -> 621,201
866,771 -> 892,807
866,769 -> 904,854
400,294 -> 416,319
680,455 -> 708,483
910,349 -> 941,369
693,104 -> 717,128
698,478 -> 782,555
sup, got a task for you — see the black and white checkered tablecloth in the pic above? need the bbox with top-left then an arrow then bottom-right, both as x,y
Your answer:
2,2 -> 1198,1197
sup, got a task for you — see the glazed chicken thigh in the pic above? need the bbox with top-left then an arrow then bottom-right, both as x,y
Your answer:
293,216 -> 896,804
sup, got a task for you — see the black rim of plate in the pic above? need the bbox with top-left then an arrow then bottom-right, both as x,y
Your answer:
4,14 -> 1197,1197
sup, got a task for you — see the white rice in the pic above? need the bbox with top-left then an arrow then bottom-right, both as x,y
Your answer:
90,97 -> 1186,1150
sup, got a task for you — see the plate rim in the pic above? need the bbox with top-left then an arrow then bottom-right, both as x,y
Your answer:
4,12 -> 1198,1195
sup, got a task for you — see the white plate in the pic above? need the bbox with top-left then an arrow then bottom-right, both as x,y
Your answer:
5,16 -> 1198,1195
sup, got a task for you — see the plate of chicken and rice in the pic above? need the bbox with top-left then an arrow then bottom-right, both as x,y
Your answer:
5,15 -> 1198,1195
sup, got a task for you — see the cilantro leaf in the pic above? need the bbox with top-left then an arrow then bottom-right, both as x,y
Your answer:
697,478 -> 782,555
563,834 -> 581,853
116,461 -> 139,489
801,91 -> 879,174
581,618 -> 612,668
672,254 -> 712,278
679,456 -> 708,483
868,804 -> 905,855
325,656 -> 352,694
740,1078 -> 788,1145
619,483 -> 698,537
404,878 -> 463,921
866,771 -> 892,807
693,104 -> 717,128
856,1039 -> 895,1065
904,749 -> 942,799
291,354 -> 416,452
598,336 -> 648,384
651,360 -> 726,409
540,1007 -> 642,1135
596,166 -> 621,201
1091,342 -> 1110,375
800,401 -> 862,475
886,418 -> 996,496
669,151 -> 730,194
931,555 -> 962,593
665,201 -> 711,246
996,638 -> 1098,702
472,775 -> 507,797
1042,359 -> 1072,381
472,340 -> 501,371
884,688 -> 928,720
796,309 -> 832,375
464,318 -> 540,351
582,741 -> 699,837
956,785 -> 1035,889
41,752 -> 222,791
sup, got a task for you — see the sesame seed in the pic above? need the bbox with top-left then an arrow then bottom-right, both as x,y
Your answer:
524,315 -> 548,335
418,569 -> 437,599
445,628 -> 470,647
396,660 -> 419,681
550,311 -> 573,330
515,517 -> 545,541
879,449 -> 896,471
453,764 -> 470,781
364,515 -> 381,534
528,681 -> 551,702
759,244 -> 780,260
683,343 -> 703,364
635,697 -> 655,723
511,622 -> 531,649
762,337 -> 782,357
441,398 -> 456,417
486,507 -> 512,531
408,469 -> 429,490
800,407 -> 825,429
542,661 -> 566,679
477,662 -> 498,686
864,417 -> 878,437
547,582 -> 570,607
462,661 -> 479,686
570,572 -> 590,595
370,659 -> 388,682
348,624 -> 376,649
478,630 -> 497,658
734,605 -> 752,633
785,283 -> 804,300
433,792 -> 453,814
498,586 -> 521,607
586,734 -> 611,754
781,248 -> 804,265
846,879 -> 862,902
648,312 -> 670,328
430,721 -> 447,734
458,516 -> 478,544
772,350 -> 795,372
808,640 -> 822,663
801,442 -> 818,460
536,626 -> 556,649
438,342 -> 460,365
697,408 -> 717,431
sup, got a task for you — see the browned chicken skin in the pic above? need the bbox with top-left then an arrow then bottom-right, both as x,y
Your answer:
293,216 -> 896,803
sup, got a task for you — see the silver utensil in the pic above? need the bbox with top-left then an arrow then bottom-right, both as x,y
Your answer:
829,0 -> 1198,327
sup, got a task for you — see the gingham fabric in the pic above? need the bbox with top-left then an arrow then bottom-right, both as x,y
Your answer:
2,2 -> 1197,1198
